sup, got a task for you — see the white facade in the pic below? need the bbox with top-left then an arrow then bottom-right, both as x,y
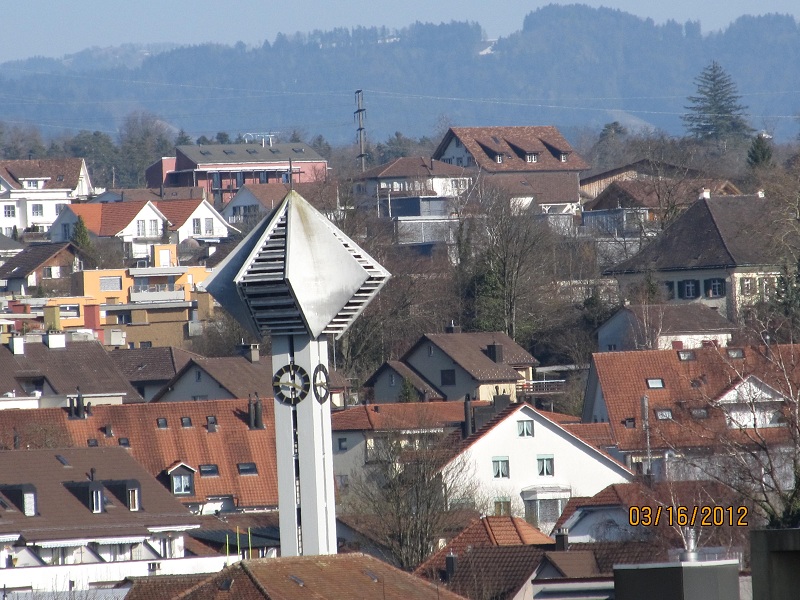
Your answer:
221,187 -> 269,224
444,405 -> 632,534
436,138 -> 478,168
170,200 -> 233,242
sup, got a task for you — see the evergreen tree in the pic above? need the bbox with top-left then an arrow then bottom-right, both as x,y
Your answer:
70,216 -> 92,250
682,61 -> 753,143
174,129 -> 193,146
747,133 -> 774,168
397,378 -> 418,403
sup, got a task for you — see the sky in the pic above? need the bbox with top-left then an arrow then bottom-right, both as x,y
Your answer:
4,0 -> 799,63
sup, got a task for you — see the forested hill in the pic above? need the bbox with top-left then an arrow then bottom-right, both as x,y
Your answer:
2,5 -> 799,142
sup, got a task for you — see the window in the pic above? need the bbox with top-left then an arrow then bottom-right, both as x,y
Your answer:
678,280 -> 700,299
389,373 -> 396,387
195,369 -> 202,382
43,266 -> 60,279
92,488 -> 104,513
517,420 -> 533,437
646,378 -> 665,389
62,223 -> 71,239
727,348 -> 745,359
677,350 -> 696,361
338,437 -> 348,451
199,464 -> 219,477
495,154 -> 503,164
336,474 -> 350,489
31,204 -> 43,217
156,418 -> 168,429
526,153 -> 538,163
740,277 -> 755,296
237,462 -> 258,475
119,437 -> 130,447
3,227 -> 11,237
440,369 -> 456,386
655,409 -> 673,420
172,473 -> 193,495
128,488 -> 140,511
205,218 -> 213,234
55,204 -> 66,215
192,395 -> 208,401
136,220 -> 146,236
4,205 -> 15,218
149,219 -> 159,236
664,281 -> 675,300
87,438 -> 98,447
259,171 -> 268,184
235,173 -> 244,188
623,418 -> 636,429
116,311 -> 132,325
100,276 -> 122,291
560,153 -> 568,162
181,417 -> 192,428
211,173 -> 221,189
192,218 -> 201,235
492,457 -> 510,478
428,345 -> 433,357
207,415 -> 218,426
705,278 -> 726,298
607,344 -> 617,351
494,499 -> 511,516
139,341 -> 152,349
537,455 -> 554,476
691,408 -> 709,419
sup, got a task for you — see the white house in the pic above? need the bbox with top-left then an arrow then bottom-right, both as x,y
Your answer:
0,158 -> 94,236
445,402 -> 633,535
155,198 -> 234,243
222,182 -> 341,226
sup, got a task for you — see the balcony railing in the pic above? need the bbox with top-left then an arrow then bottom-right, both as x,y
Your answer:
130,283 -> 185,302
517,379 -> 566,395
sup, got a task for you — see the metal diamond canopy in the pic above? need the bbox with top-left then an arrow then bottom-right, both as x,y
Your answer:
204,190 -> 390,340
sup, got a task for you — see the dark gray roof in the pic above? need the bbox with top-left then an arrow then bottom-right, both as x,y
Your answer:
0,233 -> 24,251
0,243 -> 76,279
620,304 -> 736,334
606,196 -> 798,274
110,346 -> 201,384
177,143 -> 323,165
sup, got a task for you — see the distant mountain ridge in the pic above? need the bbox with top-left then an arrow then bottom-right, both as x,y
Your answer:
0,5 -> 797,143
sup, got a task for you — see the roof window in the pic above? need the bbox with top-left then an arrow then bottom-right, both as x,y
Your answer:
199,464 -> 220,477
727,348 -> 745,359
87,438 -> 98,447
119,437 -> 130,447
677,350 -> 696,361
622,418 -> 636,429
237,462 -> 258,476
646,378 -> 665,389
157,418 -> 168,429
691,408 -> 709,419
655,409 -> 673,420
181,417 -> 192,428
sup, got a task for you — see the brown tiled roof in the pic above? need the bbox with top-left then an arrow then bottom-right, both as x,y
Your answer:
125,575 -> 214,600
542,550 -> 600,577
0,242 -> 77,279
110,346 -> 200,384
0,398 -> 278,508
541,410 -> 582,424
128,554 -> 467,600
585,178 -> 742,211
407,332 -> 537,383
483,172 -> 581,204
0,158 -> 85,191
434,127 -> 589,174
359,157 -> 469,180
67,201 -> 157,237
238,181 -> 339,212
152,355 -> 273,401
154,198 -> 205,230
0,338 -> 142,402
331,400 -> 489,432
574,541 -> 668,573
415,515 -> 553,578
562,422 -> 615,449
590,345 -> 800,452
448,545 -> 547,599
613,304 -> 736,335
606,196 -> 797,275
0,447 -> 198,543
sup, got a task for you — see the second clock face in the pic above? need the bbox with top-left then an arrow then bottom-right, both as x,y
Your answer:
313,364 -> 330,404
272,364 -> 311,405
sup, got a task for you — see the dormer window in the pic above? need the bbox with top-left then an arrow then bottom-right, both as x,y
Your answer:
90,485 -> 105,514
623,418 -> 636,429
677,350 -> 696,361
560,153 -> 568,162
496,154 -> 503,164
172,473 -> 193,495
526,153 -> 538,163
128,487 -> 140,511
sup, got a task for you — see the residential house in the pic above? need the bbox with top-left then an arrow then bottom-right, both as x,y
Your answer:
0,335 -> 142,407
154,198 -> 233,243
0,398 -> 278,514
0,242 -> 83,295
124,553 -> 467,600
365,329 -> 538,403
146,143 -> 328,207
597,304 -> 735,352
605,195 -> 800,321
0,158 -> 94,236
581,345 -> 799,477
354,156 -> 472,201
90,186 -> 206,204
446,402 -> 633,534
151,347 -> 272,402
0,233 -> 24,265
433,126 -> 589,215
221,181 -> 341,227
110,346 -> 200,400
0,447 -> 227,592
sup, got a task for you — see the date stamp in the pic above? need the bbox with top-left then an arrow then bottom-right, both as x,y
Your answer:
628,505 -> 748,527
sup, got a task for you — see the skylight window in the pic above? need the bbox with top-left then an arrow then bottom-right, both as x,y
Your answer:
646,378 -> 665,389
156,418 -> 168,429
622,418 -> 636,429
119,438 -> 130,447
181,417 -> 192,428
677,350 -> 696,361
87,438 -> 98,447
199,464 -> 219,477
727,348 -> 745,359
691,408 -> 709,419
655,409 -> 673,420
237,462 -> 258,476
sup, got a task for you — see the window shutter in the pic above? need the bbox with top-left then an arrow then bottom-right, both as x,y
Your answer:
665,281 -> 675,300
720,279 -> 726,296
692,280 -> 701,298
677,280 -> 685,299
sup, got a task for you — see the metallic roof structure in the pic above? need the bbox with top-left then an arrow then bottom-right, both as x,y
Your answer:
204,190 -> 390,340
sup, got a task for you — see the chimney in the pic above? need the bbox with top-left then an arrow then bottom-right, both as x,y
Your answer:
44,330 -> 66,349
445,320 -> 462,334
10,334 -> 24,355
254,394 -> 264,429
486,343 -> 504,364
241,343 -> 259,363
555,528 -> 569,552
757,189 -> 765,198
248,395 -> 256,430
699,188 -> 711,200
462,395 -> 473,439
76,388 -> 85,419
445,552 -> 457,582
68,396 -> 75,419
43,306 -> 61,332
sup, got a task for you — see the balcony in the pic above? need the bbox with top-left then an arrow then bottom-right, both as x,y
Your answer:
130,283 -> 185,303
517,379 -> 566,395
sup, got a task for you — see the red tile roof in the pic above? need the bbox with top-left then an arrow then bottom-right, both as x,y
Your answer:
590,345 -> 800,452
434,127 -> 589,174
0,158 -> 85,191
359,156 -> 470,180
415,516 -> 553,578
0,399 -> 278,508
67,201 -> 156,236
154,198 -> 204,230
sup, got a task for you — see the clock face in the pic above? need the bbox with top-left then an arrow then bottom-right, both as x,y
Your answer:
313,364 -> 330,404
272,364 -> 310,405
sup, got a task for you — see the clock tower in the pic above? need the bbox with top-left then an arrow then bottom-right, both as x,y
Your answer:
204,190 -> 389,556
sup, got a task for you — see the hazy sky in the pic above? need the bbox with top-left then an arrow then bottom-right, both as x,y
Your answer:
4,0 -> 799,63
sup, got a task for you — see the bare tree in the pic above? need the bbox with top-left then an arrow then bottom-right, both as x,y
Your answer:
341,407 -> 479,570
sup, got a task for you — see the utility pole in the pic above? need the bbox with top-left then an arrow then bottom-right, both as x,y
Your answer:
355,90 -> 367,172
